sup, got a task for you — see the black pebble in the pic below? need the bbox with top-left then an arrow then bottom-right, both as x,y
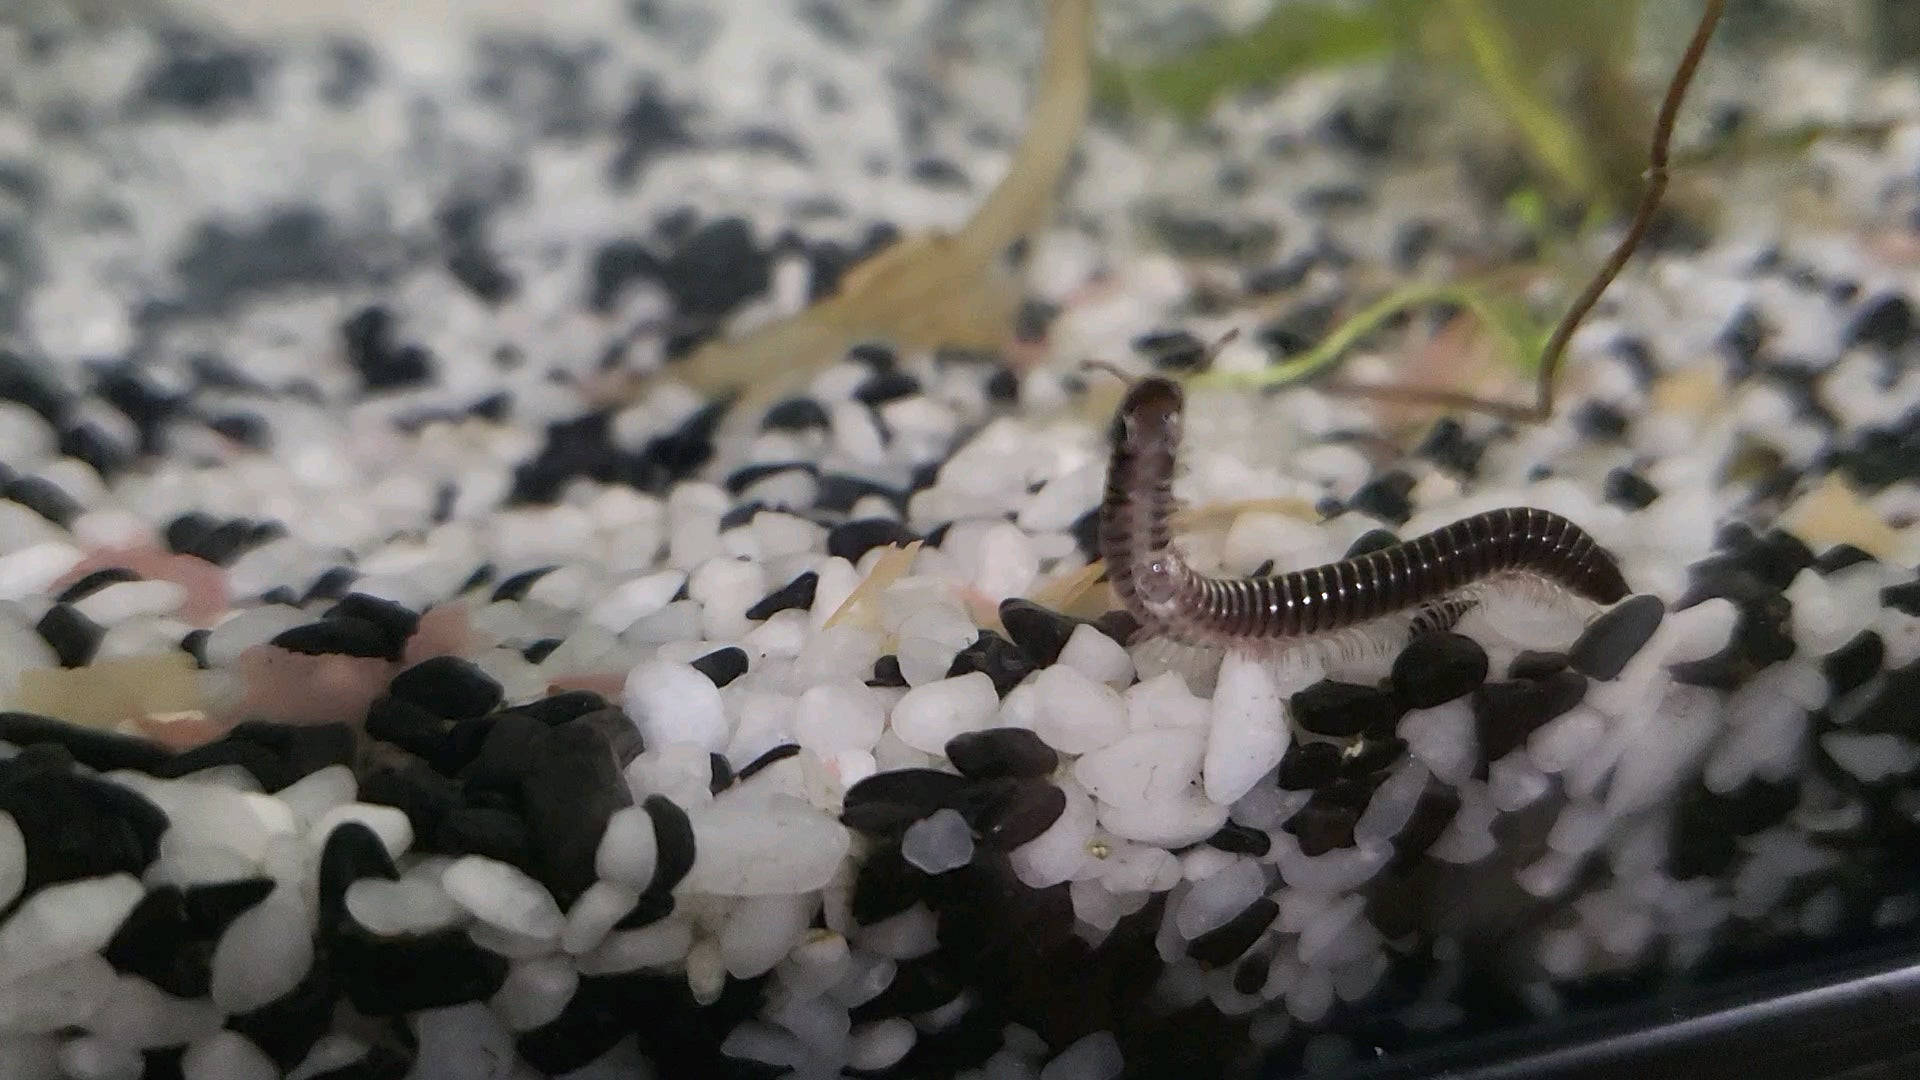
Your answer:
958,778 -> 1064,850
317,821 -> 399,932
827,518 -> 920,562
1276,741 -> 1342,790
745,571 -> 818,620
358,762 -> 461,853
1343,529 -> 1399,558
1568,594 -> 1665,680
491,566 -> 556,602
1284,799 -> 1357,856
522,638 -> 562,663
434,806 -> 535,870
56,565 -> 141,604
762,397 -> 831,431
302,566 -> 357,604
945,628 -> 1034,696
997,599 -> 1081,667
1669,779 -> 1799,879
0,710 -> 172,773
1603,468 -> 1660,510
1391,784 -> 1459,869
736,743 -> 802,783
690,645 -> 748,688
854,370 -> 921,406
1188,897 -> 1278,968
708,753 -> 734,793
1844,292 -> 1915,353
389,656 -> 503,720
1501,652 -> 1567,685
1669,574 -> 1794,689
1744,529 -> 1816,590
324,593 -> 419,658
364,695 -> 453,762
1340,735 -> 1407,777
513,690 -> 610,727
1471,671 -> 1587,762
1853,659 -> 1920,737
0,768 -> 167,891
1417,418 -> 1483,476
815,473 -> 904,514
1348,471 -> 1415,525
1290,680 -> 1404,738
1884,581 -> 1920,617
842,768 -> 970,834
1824,631 -> 1884,698
1391,631 -> 1488,707
724,460 -> 818,498
228,964 -> 338,1072
59,421 -> 131,478
945,728 -> 1057,781
333,927 -> 508,1015
641,795 -> 696,897
36,603 -> 102,667
1573,401 -> 1631,441
1814,544 -> 1876,575
157,721 -> 354,792
659,217 -> 769,321
4,475 -> 81,527
341,306 -> 434,392
868,654 -> 906,687
271,617 -> 392,659
104,886 -> 213,997
1207,822 -> 1272,857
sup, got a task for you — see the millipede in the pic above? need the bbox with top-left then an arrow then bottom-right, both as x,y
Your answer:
1098,375 -> 1630,652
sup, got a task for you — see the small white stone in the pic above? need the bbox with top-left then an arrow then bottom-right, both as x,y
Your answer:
442,856 -> 565,940
625,658 -> 730,753
344,876 -> 463,937
848,1018 -> 917,1072
181,1031 -> 277,1080
720,892 -> 815,978
1073,729 -> 1205,809
1205,652 -> 1291,805
275,765 -> 357,828
682,793 -> 852,896
578,918 -> 695,975
1125,671 -> 1211,730
0,541 -> 83,600
58,1034 -> 144,1080
71,580 -> 188,625
1174,860 -> 1268,939
792,681 -> 887,755
894,604 -> 979,686
210,895 -> 313,1014
1010,779 -> 1097,888
1095,791 -> 1230,848
1057,623 -> 1135,688
491,956 -> 578,1032
691,555 -> 768,640
1040,1031 -> 1123,1080
1528,706 -> 1607,774
1399,699 -> 1478,785
586,570 -> 687,633
596,806 -> 660,888
0,812 -> 23,910
1034,665 -> 1128,755
902,808 -> 975,874
890,671 -> 999,754
0,874 -> 144,985
561,880 -> 640,954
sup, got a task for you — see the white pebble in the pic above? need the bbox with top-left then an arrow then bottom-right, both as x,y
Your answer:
0,541 -> 83,600
1528,706 -> 1607,774
1823,733 -> 1920,782
1057,623 -> 1134,688
1487,756 -> 1551,812
562,881 -> 640,955
0,874 -> 144,985
1125,671 -> 1211,730
57,1035 -> 143,1080
1034,665 -> 1128,755
344,876 -> 463,937
210,894 -> 313,1013
1205,652 -> 1291,805
682,793 -> 851,896
491,956 -> 578,1032
792,681 -> 887,755
586,570 -> 687,633
1073,728 -> 1205,809
1353,761 -> 1430,845
1095,791 -> 1229,848
71,580 -> 187,625
902,808 -> 976,874
625,659 -> 730,753
181,1031 -> 277,1080
0,812 -> 23,910
1010,780 -> 1097,888
595,807 -> 659,888
720,893 -> 815,977
848,1018 -> 917,1072
275,765 -> 356,828
890,672 -> 999,754
690,556 -> 767,639
442,857 -> 565,940
1271,835 -> 1389,893
1399,699 -> 1477,785
1547,801 -> 1612,855
1040,1031 -> 1123,1080
579,918 -> 694,975
410,1002 -> 514,1080
0,954 -> 114,1034
895,604 -> 979,686
1174,860 -> 1268,939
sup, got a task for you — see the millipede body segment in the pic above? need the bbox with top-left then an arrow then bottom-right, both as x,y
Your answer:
1099,377 -> 1630,649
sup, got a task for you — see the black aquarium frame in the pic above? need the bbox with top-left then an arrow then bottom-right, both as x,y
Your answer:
1323,933 -> 1920,1080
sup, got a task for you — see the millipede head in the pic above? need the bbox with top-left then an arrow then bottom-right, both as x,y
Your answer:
1111,375 -> 1184,451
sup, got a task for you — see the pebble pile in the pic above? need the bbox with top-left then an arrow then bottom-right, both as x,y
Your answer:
2,2 -> 1920,1078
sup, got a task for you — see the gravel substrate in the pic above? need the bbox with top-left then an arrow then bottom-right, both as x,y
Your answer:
3,2 -> 1920,1078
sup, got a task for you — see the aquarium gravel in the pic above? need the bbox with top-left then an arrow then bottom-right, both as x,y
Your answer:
2,2 -> 1920,1078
